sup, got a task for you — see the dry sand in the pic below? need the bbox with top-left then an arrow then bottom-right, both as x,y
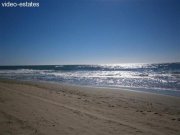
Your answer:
0,79 -> 180,135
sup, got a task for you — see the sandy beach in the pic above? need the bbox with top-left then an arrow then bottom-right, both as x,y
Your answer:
0,79 -> 180,135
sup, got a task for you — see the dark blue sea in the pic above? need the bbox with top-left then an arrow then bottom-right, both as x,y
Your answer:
0,63 -> 180,96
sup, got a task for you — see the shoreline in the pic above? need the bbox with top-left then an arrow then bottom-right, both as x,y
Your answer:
1,78 -> 180,97
0,78 -> 180,135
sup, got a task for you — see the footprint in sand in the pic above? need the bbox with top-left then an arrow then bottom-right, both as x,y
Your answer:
171,118 -> 176,121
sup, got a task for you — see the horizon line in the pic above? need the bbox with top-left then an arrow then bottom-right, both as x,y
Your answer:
0,62 -> 180,66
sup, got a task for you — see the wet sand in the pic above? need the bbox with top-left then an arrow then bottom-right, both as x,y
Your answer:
0,79 -> 180,135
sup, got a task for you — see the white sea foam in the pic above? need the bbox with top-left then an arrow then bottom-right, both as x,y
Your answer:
0,69 -> 49,74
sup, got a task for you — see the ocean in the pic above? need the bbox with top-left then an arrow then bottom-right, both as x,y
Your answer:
0,63 -> 180,96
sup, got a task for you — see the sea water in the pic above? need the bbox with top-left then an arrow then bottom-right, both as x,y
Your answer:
0,63 -> 180,96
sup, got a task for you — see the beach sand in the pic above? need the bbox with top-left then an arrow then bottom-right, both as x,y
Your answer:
0,79 -> 180,135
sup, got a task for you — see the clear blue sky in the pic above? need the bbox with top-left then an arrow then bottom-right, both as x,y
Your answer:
0,0 -> 179,65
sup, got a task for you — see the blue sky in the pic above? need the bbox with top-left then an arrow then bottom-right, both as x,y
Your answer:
0,0 -> 179,65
